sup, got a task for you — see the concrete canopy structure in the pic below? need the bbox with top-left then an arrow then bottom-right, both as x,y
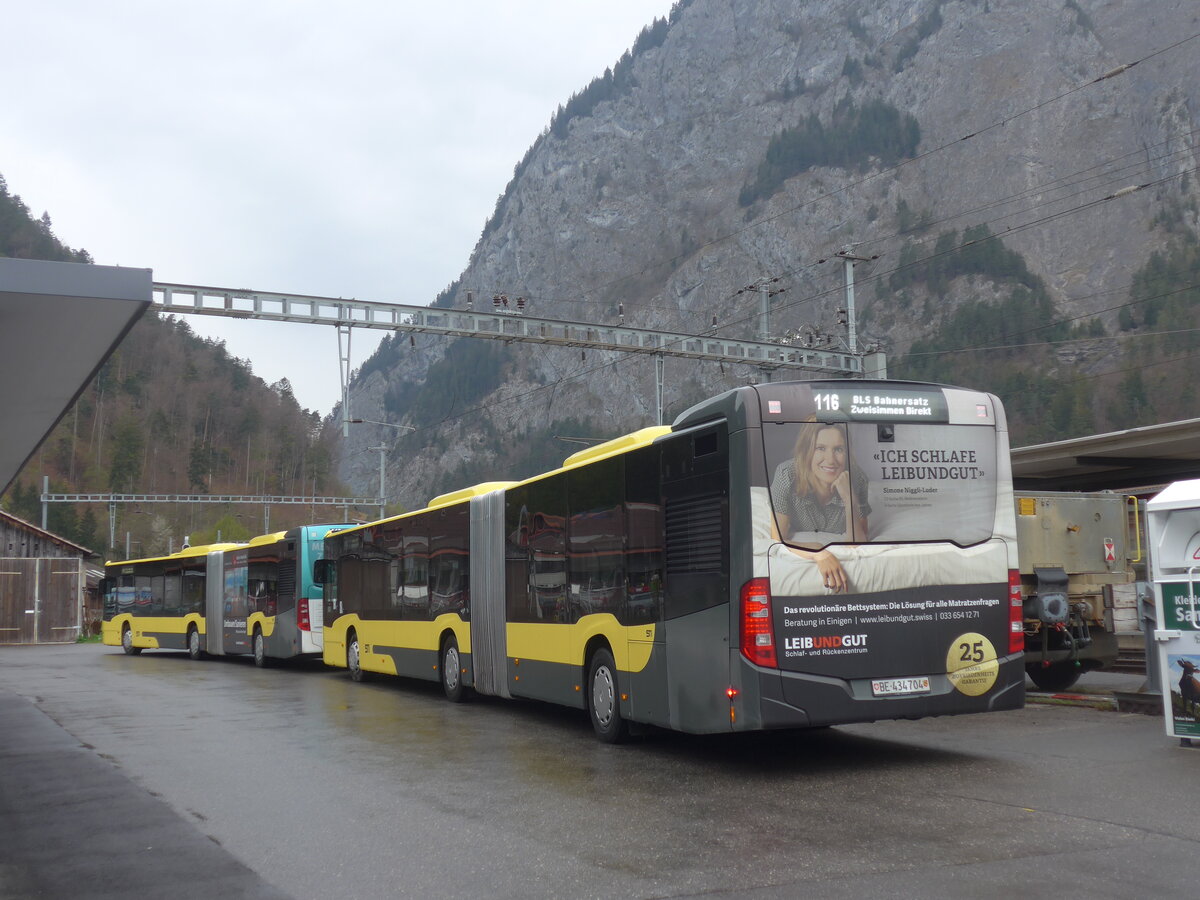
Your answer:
1011,417 -> 1200,493
0,258 -> 151,495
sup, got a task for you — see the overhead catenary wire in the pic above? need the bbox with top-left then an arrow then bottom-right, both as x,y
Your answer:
541,30 -> 1200,307
702,165 -> 1197,345
491,128 -> 1200,345
510,69 -> 1200,340
901,278 -> 1200,360
391,164 -> 1200,444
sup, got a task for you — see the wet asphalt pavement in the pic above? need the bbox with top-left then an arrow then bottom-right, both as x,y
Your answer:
0,643 -> 1192,899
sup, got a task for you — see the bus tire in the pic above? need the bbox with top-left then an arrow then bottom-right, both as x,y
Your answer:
347,630 -> 369,683
587,648 -> 628,744
253,630 -> 270,668
121,625 -> 141,656
441,634 -> 469,702
1027,662 -> 1081,692
187,626 -> 204,661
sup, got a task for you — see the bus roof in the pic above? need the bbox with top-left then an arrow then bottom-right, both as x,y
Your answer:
425,482 -> 520,510
105,541 -> 245,568
247,531 -> 289,548
560,426 -> 672,469
511,425 -> 673,491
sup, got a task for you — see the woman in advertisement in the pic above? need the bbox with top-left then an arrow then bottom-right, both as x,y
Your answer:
769,422 -> 870,593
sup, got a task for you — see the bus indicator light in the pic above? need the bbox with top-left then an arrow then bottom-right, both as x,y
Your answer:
297,597 -> 311,631
726,687 -> 739,699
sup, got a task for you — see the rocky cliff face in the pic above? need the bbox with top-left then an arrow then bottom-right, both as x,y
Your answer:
338,0 -> 1200,509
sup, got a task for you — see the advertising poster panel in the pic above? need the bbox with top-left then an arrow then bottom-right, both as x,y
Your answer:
223,548 -> 250,654
1159,583 -> 1200,739
760,385 -> 1009,696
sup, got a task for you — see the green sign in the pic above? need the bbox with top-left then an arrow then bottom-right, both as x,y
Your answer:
1161,582 -> 1200,631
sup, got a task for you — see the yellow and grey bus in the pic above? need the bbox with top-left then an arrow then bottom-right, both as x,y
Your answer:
102,524 -> 349,665
318,381 -> 1025,741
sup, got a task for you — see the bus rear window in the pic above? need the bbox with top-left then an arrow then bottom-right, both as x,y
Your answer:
763,421 -> 997,547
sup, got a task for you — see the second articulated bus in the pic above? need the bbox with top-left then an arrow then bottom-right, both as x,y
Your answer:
102,524 -> 348,666
318,380 -> 1025,741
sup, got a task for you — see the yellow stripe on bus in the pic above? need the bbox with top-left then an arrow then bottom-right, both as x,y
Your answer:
506,615 -> 656,672
323,614 -> 471,667
102,613 -> 205,648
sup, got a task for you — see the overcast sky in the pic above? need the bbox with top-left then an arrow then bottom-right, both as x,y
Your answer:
3,1 -> 678,415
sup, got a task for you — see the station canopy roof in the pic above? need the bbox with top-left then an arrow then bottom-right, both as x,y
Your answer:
0,258 -> 150,495
1011,417 -> 1200,494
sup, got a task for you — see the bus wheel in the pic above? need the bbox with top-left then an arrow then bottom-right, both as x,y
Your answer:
253,630 -> 270,668
1027,662 -> 1081,692
187,626 -> 204,661
587,648 -> 628,744
347,631 -> 369,683
441,635 -> 469,702
121,625 -> 141,656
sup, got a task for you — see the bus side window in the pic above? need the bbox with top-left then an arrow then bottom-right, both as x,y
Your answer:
568,456 -> 624,622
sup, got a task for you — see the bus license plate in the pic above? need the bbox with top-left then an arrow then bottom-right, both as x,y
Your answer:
871,676 -> 930,697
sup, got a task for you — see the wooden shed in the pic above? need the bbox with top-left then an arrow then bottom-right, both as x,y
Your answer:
0,509 -> 94,644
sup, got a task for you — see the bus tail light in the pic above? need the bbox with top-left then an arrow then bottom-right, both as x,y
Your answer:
297,597 -> 311,632
740,578 -> 777,668
1008,570 -> 1023,654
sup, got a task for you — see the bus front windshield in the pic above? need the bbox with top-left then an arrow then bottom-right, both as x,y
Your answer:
763,420 -> 998,548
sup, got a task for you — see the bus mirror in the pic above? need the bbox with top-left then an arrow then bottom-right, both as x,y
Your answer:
313,559 -> 331,585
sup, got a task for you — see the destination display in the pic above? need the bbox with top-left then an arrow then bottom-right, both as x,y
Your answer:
810,388 -> 950,423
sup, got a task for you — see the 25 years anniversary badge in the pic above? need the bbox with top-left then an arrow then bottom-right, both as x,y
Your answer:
946,632 -> 998,696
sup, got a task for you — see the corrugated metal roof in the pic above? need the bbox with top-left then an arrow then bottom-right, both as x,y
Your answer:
0,508 -> 93,556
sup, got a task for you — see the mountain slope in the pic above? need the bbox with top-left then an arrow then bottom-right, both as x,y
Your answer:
340,0 -> 1200,507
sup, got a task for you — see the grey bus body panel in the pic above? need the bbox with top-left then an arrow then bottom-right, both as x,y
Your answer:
626,631 -> 671,727
142,631 -> 187,651
747,653 -> 1025,729
658,417 -> 735,733
507,658 -> 585,709
470,489 -> 509,698
373,645 -> 440,682
664,604 -> 732,732
261,614 -> 302,659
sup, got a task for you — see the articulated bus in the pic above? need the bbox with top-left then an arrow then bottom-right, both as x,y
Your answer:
102,524 -> 349,666
318,381 -> 1025,741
